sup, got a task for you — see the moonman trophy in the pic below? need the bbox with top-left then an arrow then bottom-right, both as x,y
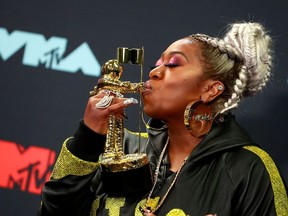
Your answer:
90,47 -> 152,196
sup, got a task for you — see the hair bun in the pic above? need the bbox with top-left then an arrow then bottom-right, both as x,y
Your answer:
224,22 -> 273,96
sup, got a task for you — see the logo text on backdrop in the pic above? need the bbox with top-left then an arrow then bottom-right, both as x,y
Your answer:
0,27 -> 100,76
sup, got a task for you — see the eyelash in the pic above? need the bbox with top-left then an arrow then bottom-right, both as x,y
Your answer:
165,63 -> 178,68
150,63 -> 178,70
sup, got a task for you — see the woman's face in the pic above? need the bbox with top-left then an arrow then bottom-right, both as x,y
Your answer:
142,38 -> 210,121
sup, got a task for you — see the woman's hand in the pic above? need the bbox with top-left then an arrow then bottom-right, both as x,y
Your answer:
83,90 -> 138,135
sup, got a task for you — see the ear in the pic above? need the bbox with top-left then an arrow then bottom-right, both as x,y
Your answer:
200,80 -> 224,103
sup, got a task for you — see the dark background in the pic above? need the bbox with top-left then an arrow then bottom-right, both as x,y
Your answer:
0,0 -> 287,215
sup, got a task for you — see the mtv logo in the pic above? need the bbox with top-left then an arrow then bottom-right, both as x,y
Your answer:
0,139 -> 56,194
0,27 -> 101,76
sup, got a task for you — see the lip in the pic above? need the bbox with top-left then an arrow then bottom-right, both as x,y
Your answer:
144,81 -> 152,90
141,81 -> 152,95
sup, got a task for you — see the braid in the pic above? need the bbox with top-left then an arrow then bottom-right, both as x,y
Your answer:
189,22 -> 273,114
224,23 -> 272,96
191,34 -> 243,61
190,34 -> 248,113
221,65 -> 248,113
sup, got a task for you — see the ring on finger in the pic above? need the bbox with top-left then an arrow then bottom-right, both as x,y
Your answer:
99,90 -> 123,98
95,95 -> 113,109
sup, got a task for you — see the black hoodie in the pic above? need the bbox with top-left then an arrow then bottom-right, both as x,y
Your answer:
38,114 -> 288,216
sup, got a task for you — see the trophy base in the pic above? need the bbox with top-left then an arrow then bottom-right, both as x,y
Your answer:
101,154 -> 152,196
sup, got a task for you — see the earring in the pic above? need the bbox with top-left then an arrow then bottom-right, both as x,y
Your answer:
184,100 -> 213,137
218,85 -> 224,91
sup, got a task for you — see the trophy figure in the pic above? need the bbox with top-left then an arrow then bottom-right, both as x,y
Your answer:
90,48 -> 152,196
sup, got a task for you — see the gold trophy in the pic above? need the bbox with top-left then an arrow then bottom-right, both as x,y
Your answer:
90,47 -> 152,196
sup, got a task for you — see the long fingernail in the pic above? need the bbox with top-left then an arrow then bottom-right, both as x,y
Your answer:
100,90 -> 111,95
123,98 -> 138,105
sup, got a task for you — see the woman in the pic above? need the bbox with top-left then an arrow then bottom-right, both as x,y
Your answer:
38,22 -> 288,216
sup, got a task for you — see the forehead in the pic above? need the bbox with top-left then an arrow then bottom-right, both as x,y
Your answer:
163,38 -> 200,59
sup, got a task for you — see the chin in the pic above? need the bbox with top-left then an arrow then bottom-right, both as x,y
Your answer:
144,111 -> 162,120
143,107 -> 155,118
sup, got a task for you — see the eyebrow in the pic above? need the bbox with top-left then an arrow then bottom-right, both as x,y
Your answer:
161,51 -> 189,62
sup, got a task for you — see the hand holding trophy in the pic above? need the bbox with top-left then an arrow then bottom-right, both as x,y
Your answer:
89,47 -> 152,196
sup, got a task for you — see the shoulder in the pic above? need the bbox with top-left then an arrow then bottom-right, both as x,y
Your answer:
223,145 -> 282,183
224,145 -> 282,178
224,145 -> 287,200
223,146 -> 288,212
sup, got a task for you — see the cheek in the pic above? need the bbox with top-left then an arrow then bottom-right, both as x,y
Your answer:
181,73 -> 203,91
167,78 -> 202,102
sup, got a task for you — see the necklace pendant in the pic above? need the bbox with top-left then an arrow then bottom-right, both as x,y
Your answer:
140,197 -> 160,215
139,206 -> 156,216
146,197 -> 160,209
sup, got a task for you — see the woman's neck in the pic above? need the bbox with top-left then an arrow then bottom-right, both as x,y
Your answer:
166,122 -> 202,172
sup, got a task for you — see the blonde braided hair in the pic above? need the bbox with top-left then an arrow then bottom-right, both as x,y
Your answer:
188,22 -> 272,114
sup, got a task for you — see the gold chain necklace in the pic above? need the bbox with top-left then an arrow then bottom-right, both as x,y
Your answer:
140,137 -> 188,215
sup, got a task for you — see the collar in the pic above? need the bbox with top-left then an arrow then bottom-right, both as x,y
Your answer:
146,114 -> 254,162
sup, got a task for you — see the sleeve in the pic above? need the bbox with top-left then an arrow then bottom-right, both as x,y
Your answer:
231,146 -> 288,216
38,120 -> 106,216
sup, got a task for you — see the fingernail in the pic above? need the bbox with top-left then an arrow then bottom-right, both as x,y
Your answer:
123,98 -> 138,105
100,90 -> 111,95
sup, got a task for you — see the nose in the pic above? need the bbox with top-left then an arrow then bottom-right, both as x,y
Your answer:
149,67 -> 163,80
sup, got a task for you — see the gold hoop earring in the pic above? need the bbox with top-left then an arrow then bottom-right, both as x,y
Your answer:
184,100 -> 213,137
